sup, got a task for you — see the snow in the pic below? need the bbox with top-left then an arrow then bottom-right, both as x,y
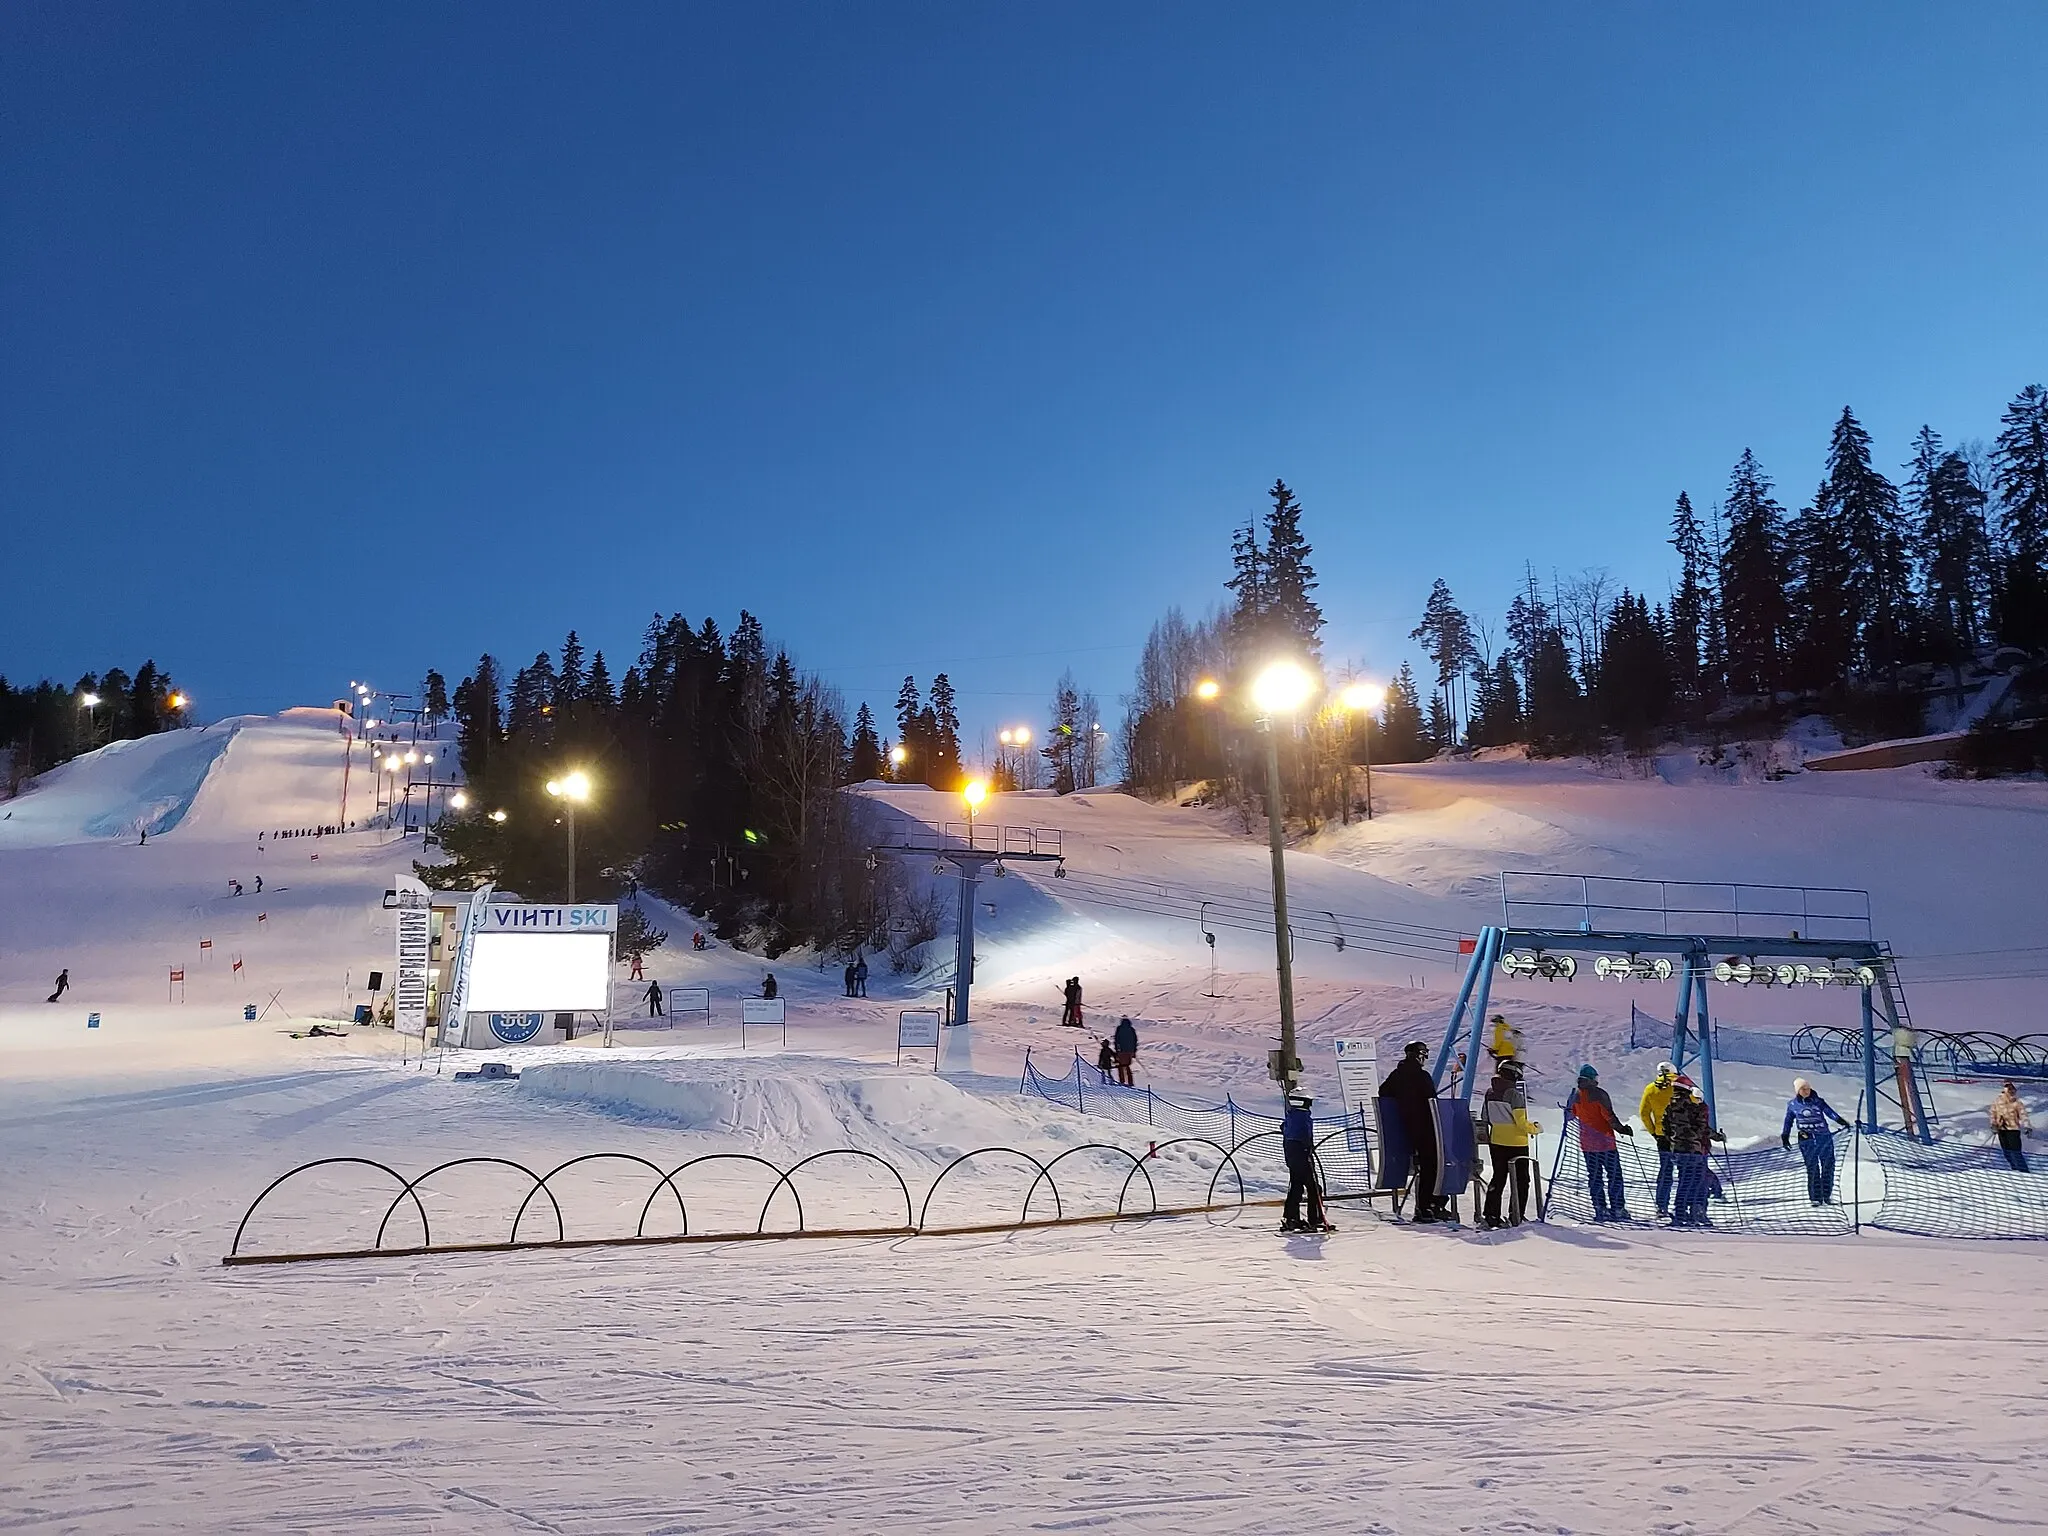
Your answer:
4,711 -> 2048,1531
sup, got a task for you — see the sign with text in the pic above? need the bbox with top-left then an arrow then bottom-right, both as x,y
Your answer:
394,904 -> 431,1034
1333,1037 -> 1380,1150
741,997 -> 787,1025
480,904 -> 617,933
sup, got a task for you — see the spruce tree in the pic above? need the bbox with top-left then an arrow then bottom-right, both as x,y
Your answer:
1992,384 -> 2048,649
1908,426 -> 1991,667
583,652 -> 616,713
421,669 -> 450,724
894,676 -> 922,782
849,704 -> 883,783
1667,492 -> 1710,703
1377,663 -> 1428,762
1225,519 -> 1267,659
1260,479 -> 1325,658
1718,449 -> 1787,698
453,655 -> 502,781
927,674 -> 962,788
1410,580 -> 1476,740
1816,407 -> 1912,678
556,631 -> 585,714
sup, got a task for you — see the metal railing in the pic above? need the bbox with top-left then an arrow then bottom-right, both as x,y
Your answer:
1501,871 -> 1872,942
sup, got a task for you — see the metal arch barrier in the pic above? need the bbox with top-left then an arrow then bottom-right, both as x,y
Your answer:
1116,1136 -> 1240,1214
915,1147 -> 1057,1232
1021,1143 -> 1159,1225
512,1153 -> 689,1245
758,1149 -> 916,1235
229,1156 -> 430,1259
642,1152 -> 800,1238
1207,1130 -> 1287,1206
2003,1036 -> 2048,1068
1313,1123 -> 1377,1194
373,1156 -> 564,1251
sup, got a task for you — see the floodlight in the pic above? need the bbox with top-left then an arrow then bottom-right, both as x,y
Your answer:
450,792 -> 469,810
1194,678 -> 1221,701
1340,681 -> 1387,712
490,809 -> 508,823
423,754 -> 434,765
168,693 -> 188,709
963,779 -> 988,808
1251,660 -> 1318,716
890,746 -> 908,765
998,730 -> 1013,746
1013,726 -> 1031,746
80,692 -> 100,707
404,750 -> 418,765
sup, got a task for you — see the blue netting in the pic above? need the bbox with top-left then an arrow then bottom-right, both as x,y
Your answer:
1868,1130 -> 2048,1240
1542,1116 -> 1855,1235
1018,1053 -> 1377,1200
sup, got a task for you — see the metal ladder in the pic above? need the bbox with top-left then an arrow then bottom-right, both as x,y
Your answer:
1875,942 -> 1940,1138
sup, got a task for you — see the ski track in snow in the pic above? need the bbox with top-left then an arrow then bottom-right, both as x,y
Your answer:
3,714 -> 2047,1531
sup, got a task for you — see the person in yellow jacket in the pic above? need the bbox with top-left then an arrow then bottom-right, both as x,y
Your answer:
1639,1062 -> 1680,1219
1488,1013 -> 1523,1064
1480,1064 -> 1541,1227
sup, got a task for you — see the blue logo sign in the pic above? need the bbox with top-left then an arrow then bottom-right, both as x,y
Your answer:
87,1013 -> 101,1030
488,1012 -> 545,1044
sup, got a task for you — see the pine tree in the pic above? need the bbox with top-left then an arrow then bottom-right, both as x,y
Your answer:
927,674 -> 962,788
1260,479 -> 1324,658
1043,672 -> 1084,794
1907,426 -> 1991,667
894,676 -> 922,782
1595,592 -> 1670,742
421,669 -> 450,724
1410,579 -> 1477,740
453,655 -> 502,781
1992,384 -> 2048,649
1718,449 -> 1787,698
555,631 -> 586,715
849,704 -> 883,783
1825,408 -> 1913,677
1524,627 -> 1582,745
1225,519 -> 1267,658
1425,694 -> 1454,754
1377,663 -> 1428,763
508,652 -> 557,737
1668,492 -> 1710,703
583,652 -> 616,713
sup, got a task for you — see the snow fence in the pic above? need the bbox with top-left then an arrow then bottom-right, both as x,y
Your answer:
1864,1130 -> 2048,1240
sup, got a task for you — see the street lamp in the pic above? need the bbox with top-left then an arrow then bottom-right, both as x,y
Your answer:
1337,680 -> 1387,823
79,691 -> 100,745
1251,659 -> 1319,1094
545,769 -> 592,901
450,791 -> 469,811
963,777 -> 988,848
489,808 -> 507,823
1194,678 -> 1221,701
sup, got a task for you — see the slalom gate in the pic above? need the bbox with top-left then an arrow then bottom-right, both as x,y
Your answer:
221,1128 -> 1380,1268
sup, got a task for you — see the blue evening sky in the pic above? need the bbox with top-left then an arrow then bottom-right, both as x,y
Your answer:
4,4 -> 2043,747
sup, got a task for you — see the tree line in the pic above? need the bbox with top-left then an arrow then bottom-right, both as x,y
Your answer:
0,662 -> 182,786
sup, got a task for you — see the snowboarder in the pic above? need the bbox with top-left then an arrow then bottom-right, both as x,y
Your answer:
761,973 -> 777,1000
1564,1065 -> 1633,1221
853,956 -> 869,997
253,875 -> 262,895
1112,1016 -> 1138,1087
1781,1077 -> 1852,1204
1639,1062 -> 1680,1218
645,979 -> 664,1017
1095,1037 -> 1115,1084
1665,1076 -> 1724,1225
228,879 -> 243,897
1381,1040 -> 1449,1222
138,829 -> 147,845
47,968 -> 70,1003
1480,1066 -> 1538,1227
1281,1094 -> 1329,1232
1990,1082 -> 2032,1172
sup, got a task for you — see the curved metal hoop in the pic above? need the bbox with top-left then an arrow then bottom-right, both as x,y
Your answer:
230,1156 -> 427,1258
1022,1143 -> 1157,1224
512,1153 -> 689,1244
373,1156 -> 562,1251
644,1152 -> 799,1239
758,1149 -> 915,1234
1314,1123 -> 1375,1191
917,1147 -> 1054,1231
1207,1131 -> 1283,1206
1113,1136 -> 1233,1214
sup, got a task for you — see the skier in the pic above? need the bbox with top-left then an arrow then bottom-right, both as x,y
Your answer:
1095,1037 -> 1115,1085
628,951 -> 644,982
853,955 -> 869,997
1381,1040 -> 1449,1222
1665,1076 -> 1724,1226
1781,1078 -> 1852,1204
1487,1012 -> 1523,1065
138,829 -> 147,845
1989,1082 -> 2032,1172
47,968 -> 70,1003
253,875 -> 262,895
1479,1066 -> 1537,1228
645,979 -> 664,1018
1281,1094 -> 1330,1232
761,973 -> 777,1000
1564,1065 -> 1633,1221
1112,1015 -> 1138,1087
1639,1062 -> 1680,1219
229,879 -> 243,897
1060,977 -> 1083,1029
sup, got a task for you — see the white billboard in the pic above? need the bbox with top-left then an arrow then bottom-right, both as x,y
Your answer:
466,931 -> 612,1012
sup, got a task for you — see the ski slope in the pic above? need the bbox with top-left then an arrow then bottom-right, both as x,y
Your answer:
4,711 -> 2048,1532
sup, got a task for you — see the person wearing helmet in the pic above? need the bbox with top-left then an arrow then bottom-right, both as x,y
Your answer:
1380,1040 -> 1448,1222
1281,1093 -> 1329,1232
1781,1077 -> 1852,1204
1479,1066 -> 1539,1227
1639,1062 -> 1680,1219
1664,1076 -> 1724,1226
1564,1064 -> 1634,1222
1488,1013 -> 1523,1064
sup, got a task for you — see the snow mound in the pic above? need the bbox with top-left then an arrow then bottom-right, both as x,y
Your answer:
0,723 -> 239,846
517,1056 -> 1131,1167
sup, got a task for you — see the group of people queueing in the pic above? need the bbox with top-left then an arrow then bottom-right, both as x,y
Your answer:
1092,1016 -> 1140,1086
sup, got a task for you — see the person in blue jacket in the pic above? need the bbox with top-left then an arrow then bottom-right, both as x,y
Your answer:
1781,1077 -> 1852,1204
1281,1094 -> 1329,1232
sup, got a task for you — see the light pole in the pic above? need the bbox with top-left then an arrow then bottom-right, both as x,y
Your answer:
963,776 -> 987,849
889,744 -> 908,782
545,769 -> 592,901
79,691 -> 100,747
1338,681 -> 1387,822
1251,660 -> 1319,1092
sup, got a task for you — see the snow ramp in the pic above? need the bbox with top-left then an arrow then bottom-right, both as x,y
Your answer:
0,723 -> 240,847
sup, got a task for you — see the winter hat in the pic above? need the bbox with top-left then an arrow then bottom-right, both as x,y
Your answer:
1675,1073 -> 1696,1090
1578,1064 -> 1598,1080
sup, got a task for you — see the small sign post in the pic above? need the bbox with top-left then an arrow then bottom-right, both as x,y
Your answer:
741,995 -> 787,1047
897,1010 -> 942,1070
1333,1037 -> 1379,1151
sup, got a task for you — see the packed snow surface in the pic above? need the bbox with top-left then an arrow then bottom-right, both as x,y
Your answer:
4,712 -> 2047,1531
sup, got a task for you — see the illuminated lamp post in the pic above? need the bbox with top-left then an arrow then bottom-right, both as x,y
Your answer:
1251,659 -> 1319,1093
1337,680 -> 1387,822
544,769 -> 592,902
